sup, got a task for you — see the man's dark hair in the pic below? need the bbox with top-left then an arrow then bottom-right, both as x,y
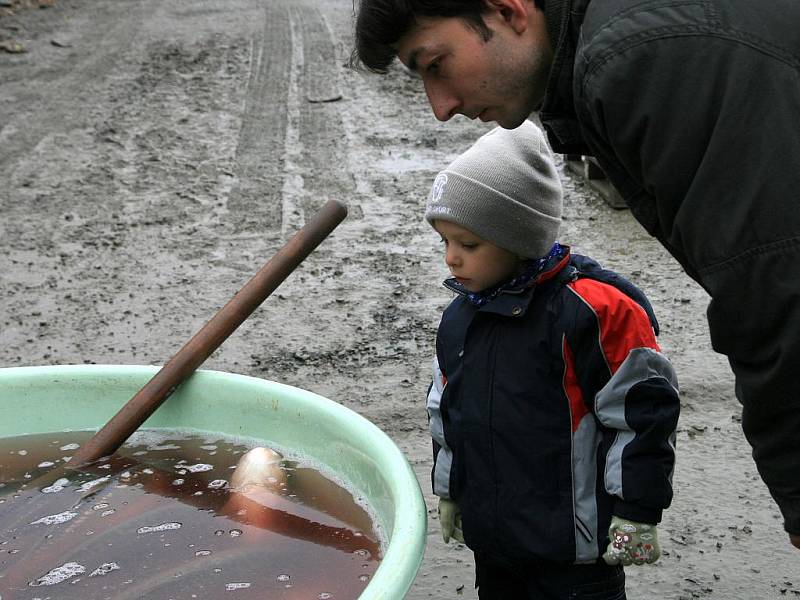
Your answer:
350,0 -> 545,73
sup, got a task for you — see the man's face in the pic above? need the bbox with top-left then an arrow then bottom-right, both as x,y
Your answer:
394,5 -> 553,128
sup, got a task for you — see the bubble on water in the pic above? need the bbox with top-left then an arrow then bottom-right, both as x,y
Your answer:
193,491 -> 204,496
185,463 -> 213,473
120,471 -> 132,479
172,479 -> 185,486
318,593 -> 333,599
214,529 -> 225,536
353,549 -> 368,557
97,464 -> 111,470
59,443 -> 80,451
133,450 -> 147,456
24,472 -> 32,479
100,509 -> 115,517
229,529 -> 242,537
208,479 -> 227,489
225,582 -> 250,591
38,461 -> 55,468
76,476 -> 110,493
30,510 -> 79,526
142,468 -> 154,475
41,478 -> 70,493
28,561 -> 86,587
195,550 -> 212,557
85,531 -> 94,536
137,522 -> 182,534
359,574 -> 369,582
151,444 -> 181,451
277,574 -> 291,582
92,503 -> 110,511
200,445 -> 217,451
89,562 -> 120,577
17,449 -> 28,455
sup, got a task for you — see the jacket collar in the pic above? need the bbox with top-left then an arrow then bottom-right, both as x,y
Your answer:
539,0 -> 591,154
443,246 -> 572,317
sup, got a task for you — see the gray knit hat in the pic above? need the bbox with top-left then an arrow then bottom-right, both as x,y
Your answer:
425,120 -> 562,259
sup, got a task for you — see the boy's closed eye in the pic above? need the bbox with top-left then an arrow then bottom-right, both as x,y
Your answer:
439,235 -> 479,251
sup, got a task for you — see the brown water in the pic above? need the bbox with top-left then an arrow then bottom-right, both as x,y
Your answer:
0,430 -> 382,599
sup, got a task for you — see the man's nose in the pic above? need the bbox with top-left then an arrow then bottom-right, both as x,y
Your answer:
425,81 -> 460,122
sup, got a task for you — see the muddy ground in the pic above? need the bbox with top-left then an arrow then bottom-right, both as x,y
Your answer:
1,0 -> 798,597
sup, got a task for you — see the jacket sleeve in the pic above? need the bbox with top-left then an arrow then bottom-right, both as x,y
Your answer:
566,278 -> 680,524
427,354 -> 453,499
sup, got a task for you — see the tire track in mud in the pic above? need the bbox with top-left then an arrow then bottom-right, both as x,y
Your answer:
226,1 -> 290,233
289,0 -> 351,227
228,0 -> 351,234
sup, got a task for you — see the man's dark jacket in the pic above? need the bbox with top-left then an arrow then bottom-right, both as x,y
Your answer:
539,0 -> 800,534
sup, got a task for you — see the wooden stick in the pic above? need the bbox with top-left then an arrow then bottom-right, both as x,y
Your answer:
69,200 -> 348,467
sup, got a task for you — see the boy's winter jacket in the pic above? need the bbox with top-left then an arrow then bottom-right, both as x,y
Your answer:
428,250 -> 679,564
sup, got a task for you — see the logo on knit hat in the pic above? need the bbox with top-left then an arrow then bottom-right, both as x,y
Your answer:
431,173 -> 448,203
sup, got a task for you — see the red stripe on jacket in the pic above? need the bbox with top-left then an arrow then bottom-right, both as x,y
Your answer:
567,278 -> 661,375
562,336 -> 589,433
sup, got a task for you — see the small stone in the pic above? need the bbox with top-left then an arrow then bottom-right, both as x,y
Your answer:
0,40 -> 25,53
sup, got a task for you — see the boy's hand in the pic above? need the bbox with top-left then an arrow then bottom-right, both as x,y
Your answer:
603,515 -> 661,565
438,498 -> 464,543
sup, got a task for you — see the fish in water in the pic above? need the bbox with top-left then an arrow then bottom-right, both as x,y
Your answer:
229,446 -> 288,492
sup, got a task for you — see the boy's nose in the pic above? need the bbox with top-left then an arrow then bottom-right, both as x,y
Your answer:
425,81 -> 460,122
445,248 -> 460,268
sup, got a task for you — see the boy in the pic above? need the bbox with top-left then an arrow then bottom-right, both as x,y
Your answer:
425,121 -> 680,599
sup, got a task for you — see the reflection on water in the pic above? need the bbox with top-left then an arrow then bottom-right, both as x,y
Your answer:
0,430 -> 382,598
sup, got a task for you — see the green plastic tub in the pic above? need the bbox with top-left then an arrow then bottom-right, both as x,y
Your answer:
0,364 -> 427,599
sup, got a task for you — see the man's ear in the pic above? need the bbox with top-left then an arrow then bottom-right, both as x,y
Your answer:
483,0 -> 532,34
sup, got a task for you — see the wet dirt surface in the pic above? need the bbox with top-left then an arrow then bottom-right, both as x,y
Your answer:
1,0 -> 798,597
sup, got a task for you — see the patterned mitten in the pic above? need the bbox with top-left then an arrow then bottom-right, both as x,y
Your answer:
603,515 -> 661,565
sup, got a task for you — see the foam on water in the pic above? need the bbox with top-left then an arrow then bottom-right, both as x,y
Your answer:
41,478 -> 69,493
28,561 -> 86,587
29,510 -> 79,526
89,562 -> 120,577
76,476 -> 110,493
184,463 -> 213,473
225,582 -> 251,591
136,522 -> 182,534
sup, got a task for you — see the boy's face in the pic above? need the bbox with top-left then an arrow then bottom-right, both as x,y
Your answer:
393,2 -> 553,128
434,220 -> 523,293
